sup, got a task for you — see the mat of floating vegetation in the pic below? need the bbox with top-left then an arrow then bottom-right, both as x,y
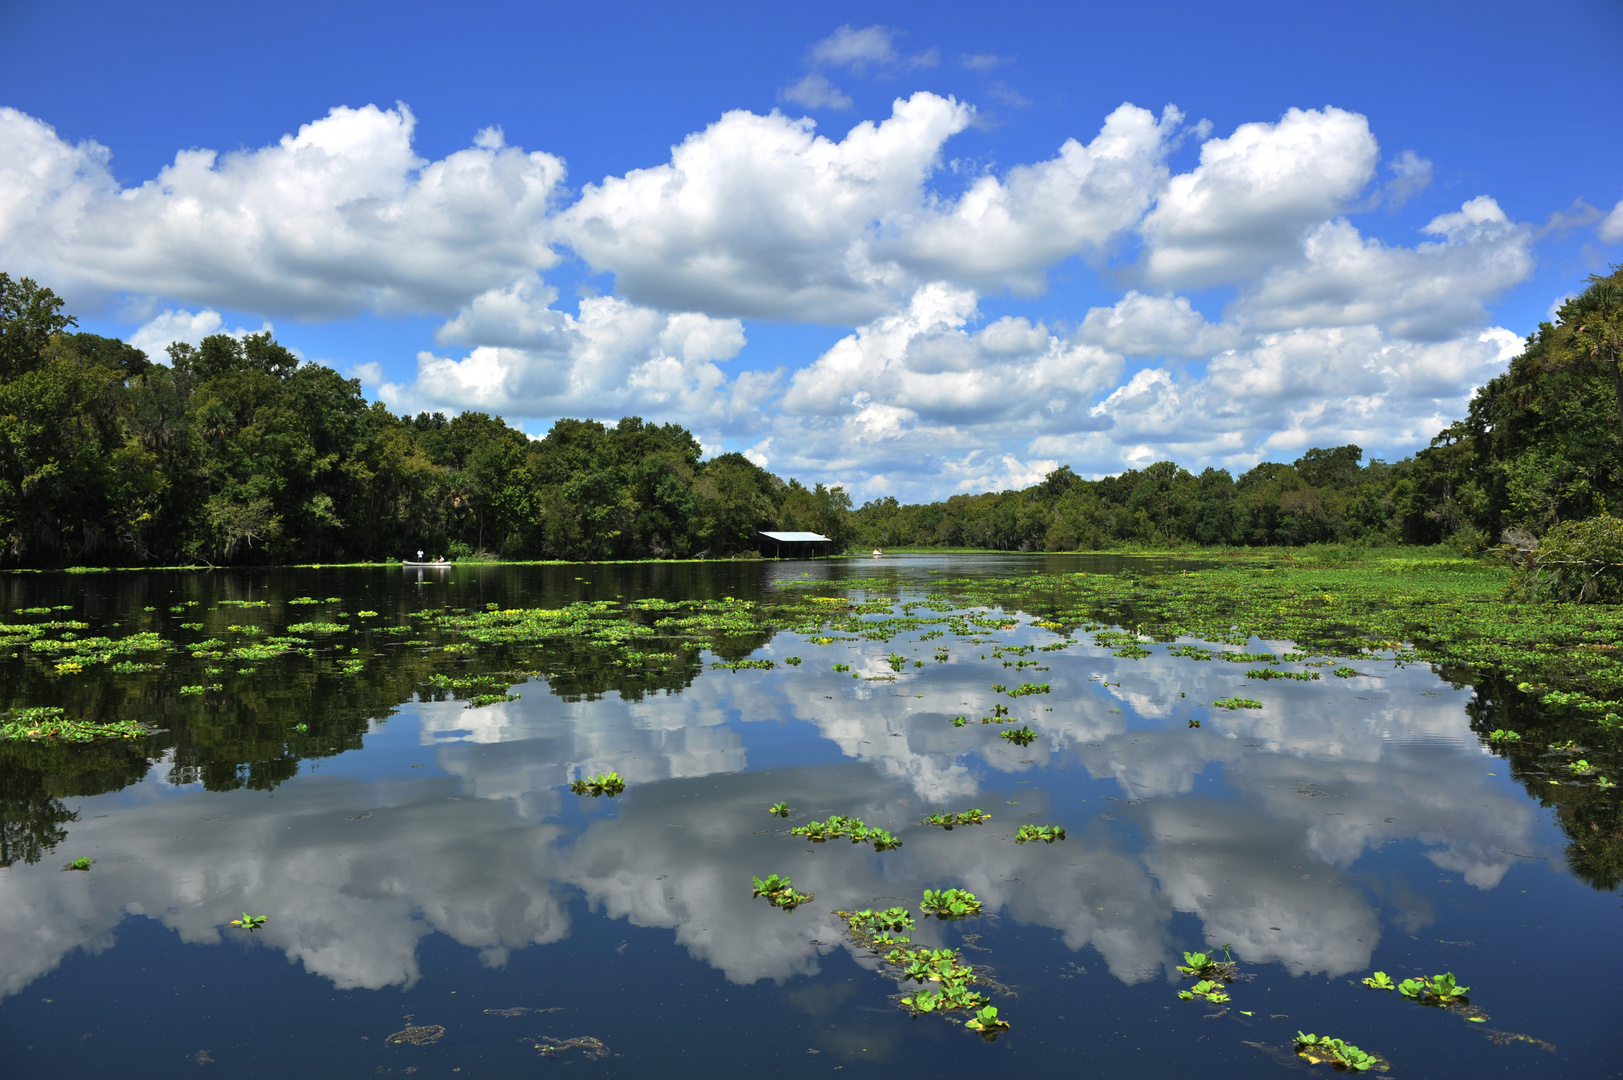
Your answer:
532,1035 -> 609,1059
384,1023 -> 445,1046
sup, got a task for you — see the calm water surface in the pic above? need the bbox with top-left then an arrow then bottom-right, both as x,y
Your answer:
0,555 -> 1616,1078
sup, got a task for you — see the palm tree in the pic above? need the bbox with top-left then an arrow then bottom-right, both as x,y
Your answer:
1564,273 -> 1623,441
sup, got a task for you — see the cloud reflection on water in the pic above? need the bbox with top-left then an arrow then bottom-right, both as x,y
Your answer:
0,628 -> 1552,1000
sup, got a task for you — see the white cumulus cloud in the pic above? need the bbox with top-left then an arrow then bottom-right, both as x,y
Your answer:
0,104 -> 565,317
1140,106 -> 1380,287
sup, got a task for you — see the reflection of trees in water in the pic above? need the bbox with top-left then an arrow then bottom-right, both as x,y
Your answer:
1465,678 -> 1623,897
0,791 -> 77,868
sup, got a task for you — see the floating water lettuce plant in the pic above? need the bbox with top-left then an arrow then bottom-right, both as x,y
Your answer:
920,887 -> 982,918
924,809 -> 990,829
569,772 -> 626,797
751,873 -> 813,909
1488,729 -> 1521,742
952,715 -> 969,727
1015,824 -> 1066,844
229,912 -> 268,931
1294,1033 -> 1388,1072
1176,947 -> 1235,981
1362,971 -> 1395,991
999,725 -> 1037,746
791,815 -> 902,850
1213,697 -> 1264,710
65,856 -> 93,871
769,801 -> 792,817
964,1005 -> 1009,1037
1398,972 -> 1469,1007
1178,979 -> 1230,1004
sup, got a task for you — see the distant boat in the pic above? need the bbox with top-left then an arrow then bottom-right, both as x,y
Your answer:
872,549 -> 883,556
401,560 -> 450,567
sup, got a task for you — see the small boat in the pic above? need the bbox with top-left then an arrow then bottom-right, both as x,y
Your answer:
401,560 -> 450,567
872,549 -> 883,556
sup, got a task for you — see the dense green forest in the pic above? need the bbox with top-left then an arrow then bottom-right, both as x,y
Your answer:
0,273 -> 853,565
852,267 -> 1623,553
1,267 -> 1618,566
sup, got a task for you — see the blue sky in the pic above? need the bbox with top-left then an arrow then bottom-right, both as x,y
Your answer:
2,0 -> 1619,500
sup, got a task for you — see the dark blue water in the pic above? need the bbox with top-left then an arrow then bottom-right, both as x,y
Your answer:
0,556 -> 1616,1078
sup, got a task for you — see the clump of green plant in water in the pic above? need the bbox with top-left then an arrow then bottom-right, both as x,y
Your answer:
1015,824 -> 1066,844
1213,697 -> 1264,710
229,912 -> 268,931
920,887 -> 982,918
833,663 -> 851,672
1176,947 -> 1236,981
785,656 -> 802,666
65,856 -> 93,871
1332,666 -> 1362,677
1246,668 -> 1320,681
951,715 -> 969,727
924,808 -> 990,829
752,873 -> 814,910
1362,971 -> 1395,991
769,801 -> 792,817
467,692 -> 520,708
999,725 -> 1037,746
1489,729 -> 1520,742
569,772 -> 626,797
1398,972 -> 1470,1008
845,907 -> 915,935
1294,1033 -> 1388,1072
1178,979 -> 1230,1004
1567,759 -> 1597,774
1008,682 -> 1051,696
964,1005 -> 1009,1038
2,707 -> 156,743
791,815 -> 902,850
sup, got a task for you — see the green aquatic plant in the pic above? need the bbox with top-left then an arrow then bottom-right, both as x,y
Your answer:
569,772 -> 626,797
1567,759 -> 1597,774
867,828 -> 903,852
920,887 -> 982,918
1398,972 -> 1470,1007
1333,666 -> 1362,677
952,715 -> 969,727
769,802 -> 792,817
1488,729 -> 1521,742
1362,971 -> 1395,991
964,1005 -> 1009,1037
1008,682 -> 1051,696
785,656 -> 803,666
1014,824 -> 1066,844
229,912 -> 268,931
467,692 -> 520,708
65,856 -> 93,871
751,873 -> 813,909
1176,947 -> 1236,981
925,808 -> 990,829
999,725 -> 1038,746
1178,979 -> 1230,1004
1294,1033 -> 1388,1072
1212,697 -> 1264,710
2,708 -> 155,743
1246,668 -> 1321,681
845,907 -> 915,934
833,663 -> 851,672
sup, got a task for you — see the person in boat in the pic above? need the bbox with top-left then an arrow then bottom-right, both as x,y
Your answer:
417,549 -> 424,560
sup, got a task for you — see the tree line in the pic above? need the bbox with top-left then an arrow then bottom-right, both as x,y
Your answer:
851,268 -> 1623,553
2,267 -> 1617,565
0,273 -> 852,565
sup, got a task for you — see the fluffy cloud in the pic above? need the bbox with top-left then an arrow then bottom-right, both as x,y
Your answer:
126,308 -> 275,361
372,276 -> 770,434
558,93 -> 973,322
1077,290 -> 1241,357
895,104 -> 1181,292
763,283 -> 1120,490
1140,106 -> 1379,287
781,73 -> 853,111
0,104 -> 564,316
1601,194 -> 1623,244
1235,197 -> 1533,340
